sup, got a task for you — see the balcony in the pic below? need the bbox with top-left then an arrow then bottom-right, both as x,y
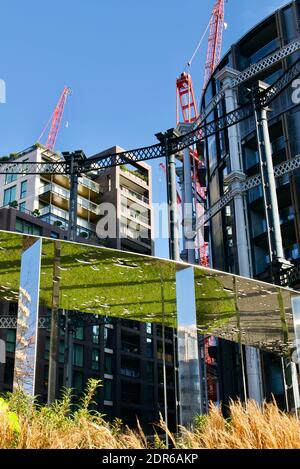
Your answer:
39,183 -> 99,220
120,185 -> 149,205
121,342 -> 140,354
119,164 -> 148,186
39,204 -> 69,221
120,224 -> 151,247
78,176 -> 101,201
120,368 -> 140,378
121,204 -> 150,226
77,196 -> 98,215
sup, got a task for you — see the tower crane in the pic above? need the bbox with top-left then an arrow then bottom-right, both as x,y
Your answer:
38,86 -> 72,152
176,0 -> 226,267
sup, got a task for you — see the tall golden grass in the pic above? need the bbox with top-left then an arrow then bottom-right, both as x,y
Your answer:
0,379 -> 300,449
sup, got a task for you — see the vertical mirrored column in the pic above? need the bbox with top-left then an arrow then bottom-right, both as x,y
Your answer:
13,237 -> 42,395
176,266 -> 201,427
292,296 -> 300,366
291,295 -> 300,411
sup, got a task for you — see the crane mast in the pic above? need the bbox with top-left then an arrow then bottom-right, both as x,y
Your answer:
203,0 -> 225,90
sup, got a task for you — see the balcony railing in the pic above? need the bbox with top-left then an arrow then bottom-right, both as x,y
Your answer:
39,184 -> 98,214
39,183 -> 69,199
39,204 -> 69,220
120,185 -> 149,204
120,225 -> 151,245
78,176 -> 100,193
120,368 -> 140,378
77,196 -> 98,214
121,204 -> 149,225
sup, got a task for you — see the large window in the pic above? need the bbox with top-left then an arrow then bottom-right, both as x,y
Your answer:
104,327 -> 113,349
59,341 -> 65,364
104,380 -> 112,401
146,338 -> 153,358
19,202 -> 26,213
5,172 -> 17,185
15,218 -> 42,235
3,186 -> 16,206
249,38 -> 279,65
92,325 -> 100,344
44,338 -> 50,360
73,344 -> 84,367
73,371 -> 84,393
6,329 -> 16,353
74,327 -> 84,340
20,180 -> 27,199
104,353 -> 112,374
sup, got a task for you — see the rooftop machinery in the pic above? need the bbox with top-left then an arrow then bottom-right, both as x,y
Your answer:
176,0 -> 225,267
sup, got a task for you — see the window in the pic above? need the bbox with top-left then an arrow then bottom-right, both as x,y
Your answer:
146,338 -> 153,358
19,202 -> 26,213
104,353 -> 112,374
59,341 -> 65,364
15,218 -> 42,235
44,338 -> 50,360
73,344 -> 84,367
92,325 -> 100,344
73,371 -> 84,393
145,362 -> 153,380
146,322 -> 152,335
74,327 -> 84,340
92,348 -> 100,371
44,365 -> 49,388
107,175 -> 112,192
20,180 -> 27,199
104,327 -> 113,349
4,357 -> 14,384
5,172 -> 17,184
104,380 -> 112,401
4,185 -> 16,206
50,231 -> 59,239
6,329 -> 16,353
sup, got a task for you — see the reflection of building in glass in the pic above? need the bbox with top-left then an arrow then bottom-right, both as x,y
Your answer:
0,230 -> 299,430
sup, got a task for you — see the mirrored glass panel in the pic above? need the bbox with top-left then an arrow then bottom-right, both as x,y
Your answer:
13,238 -> 41,394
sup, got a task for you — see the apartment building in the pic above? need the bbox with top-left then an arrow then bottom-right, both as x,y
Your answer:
91,145 -> 153,255
0,143 -> 153,254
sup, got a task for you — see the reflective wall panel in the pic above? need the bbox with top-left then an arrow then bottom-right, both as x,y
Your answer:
13,238 -> 41,395
176,266 -> 201,426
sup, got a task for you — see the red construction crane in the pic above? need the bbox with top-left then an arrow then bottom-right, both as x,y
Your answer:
175,0 -> 225,267
203,0 -> 225,91
39,86 -> 72,152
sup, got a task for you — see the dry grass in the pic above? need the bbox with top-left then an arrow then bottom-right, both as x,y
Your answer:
0,379 -> 300,449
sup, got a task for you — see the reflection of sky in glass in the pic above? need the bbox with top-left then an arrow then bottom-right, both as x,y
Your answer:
14,239 -> 41,395
176,267 -> 196,327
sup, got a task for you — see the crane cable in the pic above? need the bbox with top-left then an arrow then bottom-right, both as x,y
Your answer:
186,20 -> 210,69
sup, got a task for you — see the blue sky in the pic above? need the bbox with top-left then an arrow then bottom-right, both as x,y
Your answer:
0,0 -> 289,256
